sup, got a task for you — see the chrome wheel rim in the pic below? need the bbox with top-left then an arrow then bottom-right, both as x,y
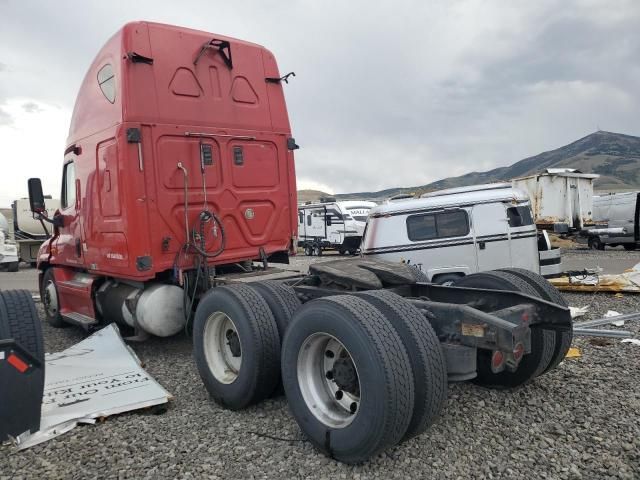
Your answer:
203,312 -> 242,384
44,280 -> 58,317
297,333 -> 361,428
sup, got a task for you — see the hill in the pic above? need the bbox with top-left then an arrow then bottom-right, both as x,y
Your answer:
325,131 -> 640,200
297,189 -> 333,203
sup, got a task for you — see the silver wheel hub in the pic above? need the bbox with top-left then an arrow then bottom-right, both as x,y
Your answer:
203,312 -> 242,384
44,280 -> 58,317
297,333 -> 361,428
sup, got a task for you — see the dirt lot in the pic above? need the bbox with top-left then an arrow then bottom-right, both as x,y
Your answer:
1,250 -> 639,479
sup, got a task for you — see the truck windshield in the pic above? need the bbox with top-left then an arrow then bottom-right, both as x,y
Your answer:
507,206 -> 534,227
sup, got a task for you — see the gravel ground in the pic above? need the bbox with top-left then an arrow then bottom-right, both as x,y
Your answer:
1,252 -> 639,479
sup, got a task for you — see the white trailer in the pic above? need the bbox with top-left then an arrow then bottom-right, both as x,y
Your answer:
511,168 -> 599,232
0,212 -> 19,271
361,184 -> 562,282
298,200 -> 377,255
584,192 -> 640,250
12,198 -> 60,266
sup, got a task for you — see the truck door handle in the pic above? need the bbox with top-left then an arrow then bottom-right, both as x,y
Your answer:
478,241 -> 486,250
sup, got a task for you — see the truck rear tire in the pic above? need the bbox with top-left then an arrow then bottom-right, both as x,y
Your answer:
497,267 -> 573,374
281,295 -> 414,464
41,268 -> 67,328
355,290 -> 447,440
7,262 -> 19,272
247,281 -> 301,337
623,244 -> 636,251
193,284 -> 281,410
454,271 -> 555,389
304,245 -> 313,256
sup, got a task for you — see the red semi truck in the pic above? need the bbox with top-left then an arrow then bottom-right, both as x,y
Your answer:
29,22 -> 298,336
28,22 -> 573,463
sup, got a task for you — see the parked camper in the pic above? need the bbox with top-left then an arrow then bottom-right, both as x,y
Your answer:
12,198 -> 60,266
511,168 -> 599,232
298,199 -> 377,255
584,192 -> 640,250
0,212 -> 19,272
361,184 -> 562,282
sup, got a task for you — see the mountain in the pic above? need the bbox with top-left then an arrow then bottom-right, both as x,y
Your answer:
297,189 -> 333,203
323,131 -> 640,201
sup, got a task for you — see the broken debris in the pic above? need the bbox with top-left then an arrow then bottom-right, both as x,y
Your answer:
16,324 -> 171,449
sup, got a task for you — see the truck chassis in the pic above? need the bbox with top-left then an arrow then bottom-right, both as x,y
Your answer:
191,258 -> 572,464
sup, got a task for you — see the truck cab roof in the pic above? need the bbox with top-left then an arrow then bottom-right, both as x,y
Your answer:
68,21 -> 290,146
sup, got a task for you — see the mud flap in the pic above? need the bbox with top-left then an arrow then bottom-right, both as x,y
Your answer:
0,340 -> 44,441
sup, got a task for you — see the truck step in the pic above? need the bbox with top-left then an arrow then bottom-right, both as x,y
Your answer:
61,312 -> 99,331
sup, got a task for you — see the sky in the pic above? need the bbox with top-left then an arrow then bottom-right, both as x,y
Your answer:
1,0 -> 639,206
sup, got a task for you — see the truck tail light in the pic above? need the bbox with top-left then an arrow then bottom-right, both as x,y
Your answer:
513,342 -> 525,362
491,351 -> 505,371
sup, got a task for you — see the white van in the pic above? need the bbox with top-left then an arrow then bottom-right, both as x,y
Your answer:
361,184 -> 561,283
586,192 -> 640,250
298,200 -> 377,255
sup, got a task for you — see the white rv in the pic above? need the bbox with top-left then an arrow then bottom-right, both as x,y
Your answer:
361,184 -> 562,283
585,192 -> 640,250
12,198 -> 60,266
298,200 -> 377,255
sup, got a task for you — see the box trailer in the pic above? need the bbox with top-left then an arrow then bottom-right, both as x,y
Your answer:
25,21 -> 573,463
511,168 -> 599,231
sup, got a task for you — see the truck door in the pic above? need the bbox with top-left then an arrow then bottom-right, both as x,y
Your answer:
55,160 -> 85,266
472,202 -> 510,271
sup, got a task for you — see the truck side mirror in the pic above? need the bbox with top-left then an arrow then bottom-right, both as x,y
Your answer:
28,178 -> 46,214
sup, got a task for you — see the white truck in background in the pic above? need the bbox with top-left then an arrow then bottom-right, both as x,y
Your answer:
361,184 -> 562,283
298,199 -> 377,255
11,198 -> 60,266
0,212 -> 19,272
583,192 -> 640,250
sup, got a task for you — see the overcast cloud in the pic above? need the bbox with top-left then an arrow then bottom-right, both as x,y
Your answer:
1,0 -> 639,205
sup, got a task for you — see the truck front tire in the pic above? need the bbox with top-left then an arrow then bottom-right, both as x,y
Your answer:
41,268 -> 66,328
193,284 -> 281,410
281,295 -> 414,464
